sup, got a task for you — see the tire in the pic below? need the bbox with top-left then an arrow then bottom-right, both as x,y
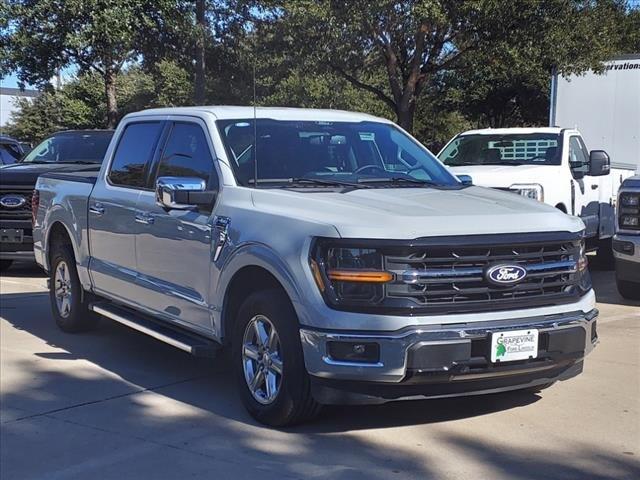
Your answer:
49,244 -> 99,332
0,259 -> 13,272
595,238 -> 615,270
616,278 -> 640,300
232,289 -> 321,427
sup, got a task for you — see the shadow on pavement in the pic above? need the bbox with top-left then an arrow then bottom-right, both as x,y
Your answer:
2,270 -> 638,479
0,291 -> 539,433
0,261 -> 46,278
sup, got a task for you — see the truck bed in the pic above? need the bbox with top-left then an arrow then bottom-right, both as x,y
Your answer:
33,172 -> 98,281
40,170 -> 99,185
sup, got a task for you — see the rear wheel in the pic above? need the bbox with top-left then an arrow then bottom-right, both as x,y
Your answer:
616,278 -> 640,300
49,244 -> 99,332
232,289 -> 321,426
595,238 -> 615,270
0,259 -> 13,272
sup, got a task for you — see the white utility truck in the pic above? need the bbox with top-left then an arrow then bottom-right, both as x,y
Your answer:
440,55 -> 639,262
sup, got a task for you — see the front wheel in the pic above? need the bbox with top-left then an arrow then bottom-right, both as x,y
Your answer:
595,238 -> 615,270
0,259 -> 13,272
49,244 -> 99,332
232,289 -> 321,426
616,278 -> 640,300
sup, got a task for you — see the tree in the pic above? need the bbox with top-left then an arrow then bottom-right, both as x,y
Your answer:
271,0 -> 631,134
4,63 -> 192,142
1,0 -> 175,127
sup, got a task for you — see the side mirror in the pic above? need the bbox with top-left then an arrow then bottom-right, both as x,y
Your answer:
589,150 -> 610,177
457,174 -> 473,186
156,176 -> 216,210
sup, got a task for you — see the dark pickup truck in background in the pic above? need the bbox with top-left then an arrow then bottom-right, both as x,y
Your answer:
0,130 -> 113,271
0,136 -> 24,166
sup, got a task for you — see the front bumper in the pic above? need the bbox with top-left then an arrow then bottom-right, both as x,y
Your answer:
613,234 -> 640,282
0,220 -> 34,260
300,308 -> 598,404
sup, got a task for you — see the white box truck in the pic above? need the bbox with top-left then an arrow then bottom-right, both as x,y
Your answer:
550,54 -> 639,173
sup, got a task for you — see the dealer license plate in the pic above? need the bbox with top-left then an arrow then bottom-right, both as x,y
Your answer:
490,329 -> 539,363
0,229 -> 23,243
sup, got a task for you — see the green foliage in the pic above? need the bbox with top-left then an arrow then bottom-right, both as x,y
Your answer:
3,62 -> 192,143
2,1 -> 638,148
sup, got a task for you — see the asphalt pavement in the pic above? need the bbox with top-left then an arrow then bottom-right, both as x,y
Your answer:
1,261 -> 639,480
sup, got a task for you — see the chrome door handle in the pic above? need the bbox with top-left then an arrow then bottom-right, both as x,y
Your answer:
89,203 -> 105,215
135,213 -> 155,225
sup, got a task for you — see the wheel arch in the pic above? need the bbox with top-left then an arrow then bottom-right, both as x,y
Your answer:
47,221 -> 76,264
217,243 -> 306,345
555,203 -> 567,213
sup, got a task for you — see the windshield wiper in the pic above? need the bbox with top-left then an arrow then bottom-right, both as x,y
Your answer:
57,160 -> 100,164
248,177 -> 367,188
479,161 -> 525,166
357,177 -> 441,187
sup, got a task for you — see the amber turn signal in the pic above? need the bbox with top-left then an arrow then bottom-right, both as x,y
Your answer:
310,259 -> 326,292
327,270 -> 393,283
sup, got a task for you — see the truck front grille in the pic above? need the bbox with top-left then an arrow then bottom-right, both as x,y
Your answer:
0,187 -> 33,220
381,232 -> 585,314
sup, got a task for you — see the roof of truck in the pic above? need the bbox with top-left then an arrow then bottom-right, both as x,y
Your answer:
125,106 -> 391,123
458,127 -> 569,136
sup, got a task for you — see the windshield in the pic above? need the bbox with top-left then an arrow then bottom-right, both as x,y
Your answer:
439,133 -> 562,167
216,119 -> 459,187
0,143 -> 22,165
21,132 -> 113,164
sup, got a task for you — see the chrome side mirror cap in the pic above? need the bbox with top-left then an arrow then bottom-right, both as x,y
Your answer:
155,176 -> 215,210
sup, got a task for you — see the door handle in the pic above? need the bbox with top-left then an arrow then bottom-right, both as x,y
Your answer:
89,203 -> 105,215
591,184 -> 598,190
135,213 -> 155,225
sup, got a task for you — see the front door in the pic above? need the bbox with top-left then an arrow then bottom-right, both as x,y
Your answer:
568,135 -> 600,237
88,121 -> 165,304
134,120 -> 219,334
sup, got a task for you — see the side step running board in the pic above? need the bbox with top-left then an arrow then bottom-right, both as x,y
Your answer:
90,302 -> 220,358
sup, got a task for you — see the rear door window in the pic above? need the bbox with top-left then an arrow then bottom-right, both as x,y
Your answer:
108,122 -> 164,188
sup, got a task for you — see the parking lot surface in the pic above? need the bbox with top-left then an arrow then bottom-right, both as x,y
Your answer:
1,262 -> 639,480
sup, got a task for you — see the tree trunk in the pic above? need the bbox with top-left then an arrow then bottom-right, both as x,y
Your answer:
194,0 -> 206,104
104,70 -> 118,129
396,103 -> 416,133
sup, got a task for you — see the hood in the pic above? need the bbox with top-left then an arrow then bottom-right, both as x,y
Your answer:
0,162 -> 101,186
250,185 -> 584,239
448,164 -> 561,189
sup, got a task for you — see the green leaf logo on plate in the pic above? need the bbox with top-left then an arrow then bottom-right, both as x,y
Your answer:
496,337 -> 507,358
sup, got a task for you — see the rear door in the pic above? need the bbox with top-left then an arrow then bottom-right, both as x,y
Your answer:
88,120 -> 165,304
133,119 -> 219,334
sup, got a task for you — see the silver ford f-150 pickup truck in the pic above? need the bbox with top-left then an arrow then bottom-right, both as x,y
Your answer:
33,107 -> 598,426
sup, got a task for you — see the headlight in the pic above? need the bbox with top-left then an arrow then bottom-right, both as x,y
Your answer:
575,238 -> 591,292
619,192 -> 640,230
509,183 -> 544,202
310,243 -> 393,306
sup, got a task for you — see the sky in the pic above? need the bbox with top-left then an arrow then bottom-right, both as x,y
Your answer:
0,73 -> 27,90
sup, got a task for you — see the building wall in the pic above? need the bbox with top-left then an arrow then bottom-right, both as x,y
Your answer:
0,87 -> 40,129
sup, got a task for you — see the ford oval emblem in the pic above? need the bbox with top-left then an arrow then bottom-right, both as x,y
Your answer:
486,264 -> 527,286
0,195 -> 27,209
